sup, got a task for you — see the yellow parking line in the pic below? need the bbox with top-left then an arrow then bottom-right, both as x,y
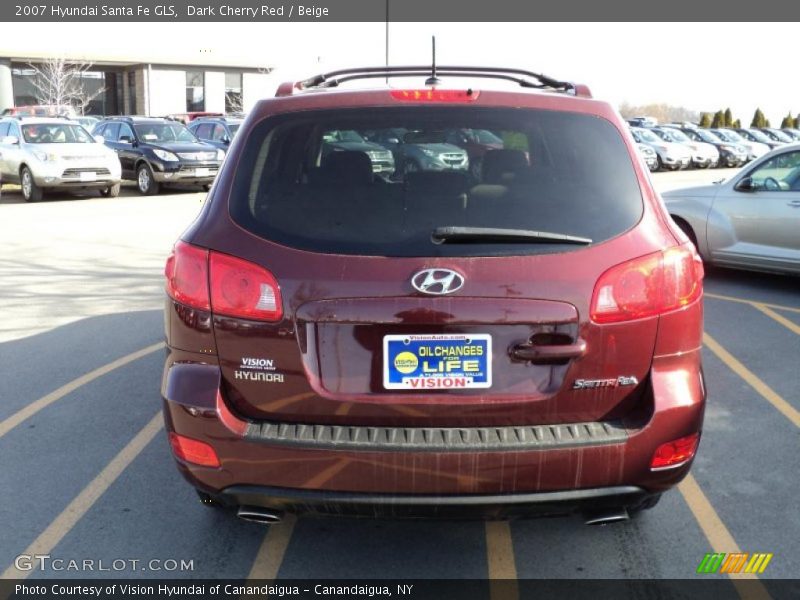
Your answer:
1,412 -> 163,580
705,292 -> 800,315
751,303 -> 800,336
485,521 -> 519,600
679,474 -> 771,599
0,342 -> 164,440
246,515 -> 298,581
704,333 -> 800,428
246,462 -> 355,583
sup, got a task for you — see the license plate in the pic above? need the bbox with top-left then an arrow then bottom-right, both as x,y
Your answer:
79,171 -> 97,182
195,168 -> 209,177
383,334 -> 492,390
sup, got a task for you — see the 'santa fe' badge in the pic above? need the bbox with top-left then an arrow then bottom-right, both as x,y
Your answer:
573,376 -> 639,390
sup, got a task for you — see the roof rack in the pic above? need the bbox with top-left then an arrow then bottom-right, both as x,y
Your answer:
277,66 -> 590,98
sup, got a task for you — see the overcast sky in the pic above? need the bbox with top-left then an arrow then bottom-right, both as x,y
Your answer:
3,22 -> 799,122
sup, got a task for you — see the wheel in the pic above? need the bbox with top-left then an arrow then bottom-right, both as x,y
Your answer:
20,167 -> 43,202
656,155 -> 665,172
628,493 -> 662,517
203,184 -> 212,192
195,489 -> 226,510
100,182 -> 121,198
136,163 -> 160,195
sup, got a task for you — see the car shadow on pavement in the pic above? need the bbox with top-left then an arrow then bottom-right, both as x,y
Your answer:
0,310 -> 165,418
704,265 -> 800,307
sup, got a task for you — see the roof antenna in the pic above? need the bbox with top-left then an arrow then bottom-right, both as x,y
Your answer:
424,36 -> 441,86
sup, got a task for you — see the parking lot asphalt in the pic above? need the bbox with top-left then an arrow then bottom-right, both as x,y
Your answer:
0,172 -> 798,594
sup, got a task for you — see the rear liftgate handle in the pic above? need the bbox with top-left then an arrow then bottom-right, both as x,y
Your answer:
509,339 -> 587,363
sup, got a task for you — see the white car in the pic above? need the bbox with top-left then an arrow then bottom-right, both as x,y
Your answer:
0,117 -> 122,202
630,127 -> 691,170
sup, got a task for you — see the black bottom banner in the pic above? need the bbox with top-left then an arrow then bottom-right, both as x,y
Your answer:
2,579 -> 799,600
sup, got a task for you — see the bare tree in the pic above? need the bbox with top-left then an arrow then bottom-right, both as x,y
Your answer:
27,57 -> 105,115
619,101 -> 700,124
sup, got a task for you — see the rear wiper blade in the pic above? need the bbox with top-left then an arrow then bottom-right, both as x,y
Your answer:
432,226 -> 592,245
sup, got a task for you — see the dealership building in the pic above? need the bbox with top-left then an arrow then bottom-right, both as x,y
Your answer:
0,46 -> 278,116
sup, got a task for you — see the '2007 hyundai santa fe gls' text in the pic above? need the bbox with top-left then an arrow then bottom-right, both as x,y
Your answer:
161,66 -> 705,525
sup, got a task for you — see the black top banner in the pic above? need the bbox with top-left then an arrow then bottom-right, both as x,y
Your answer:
0,0 -> 783,22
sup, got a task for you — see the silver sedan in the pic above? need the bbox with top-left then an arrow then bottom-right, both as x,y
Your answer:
663,143 -> 800,275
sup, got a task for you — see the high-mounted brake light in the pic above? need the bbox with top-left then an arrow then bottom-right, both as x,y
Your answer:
590,244 -> 703,324
390,89 -> 480,103
210,252 -> 283,322
168,432 -> 220,468
164,241 -> 210,310
650,433 -> 700,470
165,242 -> 283,322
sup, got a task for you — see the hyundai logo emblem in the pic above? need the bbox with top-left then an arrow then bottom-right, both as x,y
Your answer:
411,269 -> 465,295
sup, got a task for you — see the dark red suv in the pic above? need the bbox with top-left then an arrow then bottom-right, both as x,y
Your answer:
161,66 -> 705,524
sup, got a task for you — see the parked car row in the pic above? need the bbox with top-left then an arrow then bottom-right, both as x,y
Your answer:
630,120 -> 800,172
0,112 -> 243,201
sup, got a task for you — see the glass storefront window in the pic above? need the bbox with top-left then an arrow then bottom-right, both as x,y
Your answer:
225,72 -> 243,113
186,71 -> 204,112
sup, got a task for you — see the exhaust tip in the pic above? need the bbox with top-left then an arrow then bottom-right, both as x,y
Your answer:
237,506 -> 284,525
583,508 -> 629,526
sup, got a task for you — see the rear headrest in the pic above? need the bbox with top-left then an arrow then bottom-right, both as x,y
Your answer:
321,151 -> 374,185
482,149 -> 529,183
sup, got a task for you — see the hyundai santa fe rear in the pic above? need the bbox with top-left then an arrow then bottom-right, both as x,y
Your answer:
161,66 -> 705,523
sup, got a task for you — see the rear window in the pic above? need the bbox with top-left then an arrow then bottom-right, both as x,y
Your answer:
230,107 -> 643,257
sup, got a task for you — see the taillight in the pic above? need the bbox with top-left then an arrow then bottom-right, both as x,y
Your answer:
164,241 -> 210,310
390,89 -> 480,103
210,252 -> 282,321
165,242 -> 282,321
590,244 -> 703,324
168,432 -> 220,468
650,432 -> 700,470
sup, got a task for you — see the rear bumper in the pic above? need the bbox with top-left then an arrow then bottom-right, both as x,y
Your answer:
214,484 -> 655,519
161,345 -> 705,504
